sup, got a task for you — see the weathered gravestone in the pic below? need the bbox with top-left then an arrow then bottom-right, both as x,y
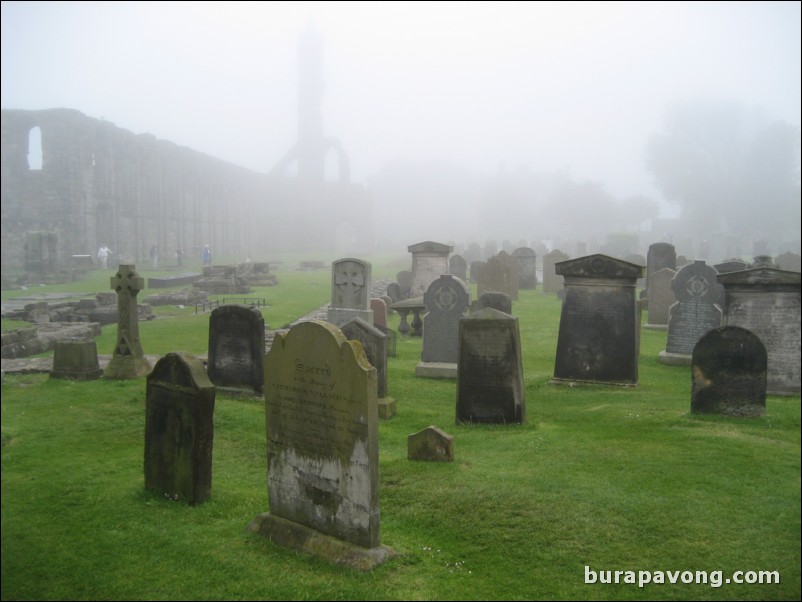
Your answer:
407,425 -> 454,462
50,338 -> 103,381
645,268 -> 676,329
497,250 -> 519,300
551,255 -> 644,386
144,352 -> 215,505
646,242 -> 677,296
659,260 -> 723,366
477,255 -> 515,301
449,254 -> 468,283
456,307 -> 525,424
327,258 -> 374,328
714,258 -> 748,274
247,321 -> 395,570
408,241 -> 453,298
542,250 -> 570,294
370,298 -> 388,329
469,260 -> 485,283
104,265 -> 152,379
512,247 -> 538,289
471,291 -> 513,315
417,275 -> 470,379
691,326 -> 767,417
207,304 -> 265,395
342,317 -> 396,419
718,267 -> 801,396
396,270 -> 413,299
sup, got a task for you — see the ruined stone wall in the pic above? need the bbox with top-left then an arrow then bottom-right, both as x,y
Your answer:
1,108 -> 268,274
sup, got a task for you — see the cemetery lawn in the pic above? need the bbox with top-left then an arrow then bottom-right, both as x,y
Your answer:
2,265 -> 800,601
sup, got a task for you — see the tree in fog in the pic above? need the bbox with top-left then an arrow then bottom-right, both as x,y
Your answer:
645,101 -> 801,245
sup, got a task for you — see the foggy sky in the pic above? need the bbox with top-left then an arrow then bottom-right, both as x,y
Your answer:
2,1 -> 800,221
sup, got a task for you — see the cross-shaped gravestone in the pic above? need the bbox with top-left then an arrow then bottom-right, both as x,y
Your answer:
104,264 -> 152,379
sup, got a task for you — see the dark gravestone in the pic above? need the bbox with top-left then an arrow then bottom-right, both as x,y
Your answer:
104,265 -> 152,379
386,282 -> 403,303
542,250 -> 570,294
477,255 -> 514,300
645,268 -> 676,329
449,254 -> 468,283
144,352 -> 215,505
342,317 -> 395,419
472,291 -> 512,315
247,321 -> 395,570
456,307 -> 525,424
692,326 -> 767,417
646,242 -> 677,295
659,261 -> 723,366
469,260 -> 485,283
551,255 -> 644,386
396,271 -> 413,299
417,275 -> 470,379
718,268 -> 801,396
512,247 -> 538,289
50,338 -> 102,381
407,426 -> 454,462
207,305 -> 265,395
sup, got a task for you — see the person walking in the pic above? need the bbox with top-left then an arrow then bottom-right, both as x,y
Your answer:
97,243 -> 112,269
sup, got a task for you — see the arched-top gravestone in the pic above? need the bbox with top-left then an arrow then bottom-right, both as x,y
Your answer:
551,254 -> 644,386
449,254 -> 468,283
692,326 -> 766,416
327,258 -> 373,327
207,304 -> 265,395
645,268 -> 676,329
512,247 -> 538,289
646,242 -> 676,295
416,275 -> 470,379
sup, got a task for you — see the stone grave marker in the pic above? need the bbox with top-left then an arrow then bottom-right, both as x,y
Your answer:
659,260 -> 723,366
551,254 -> 644,386
691,326 -> 766,417
456,307 -> 525,424
207,304 -> 265,395
144,352 -> 215,505
512,247 -> 538,289
342,317 -> 396,419
370,298 -> 388,329
469,260 -> 485,283
542,250 -> 570,294
471,291 -> 512,315
646,242 -> 676,296
407,426 -> 454,462
408,241 -> 453,298
718,267 -> 801,395
247,321 -> 395,570
396,270 -> 413,299
50,338 -> 103,381
104,264 -> 152,379
645,267 -> 676,329
449,254 -> 468,283
327,258 -> 374,327
477,255 -> 514,300
497,250 -> 519,299
417,275 -> 470,379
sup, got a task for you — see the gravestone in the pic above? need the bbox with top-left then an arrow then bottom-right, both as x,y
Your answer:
464,242 -> 482,264
551,255 -> 644,386
646,242 -> 676,296
512,247 -> 538,289
144,352 -> 215,505
472,291 -> 512,315
207,304 -> 265,395
645,268 -> 676,330
449,254 -> 468,283
247,321 -> 395,570
417,275 -> 470,379
456,307 -> 525,424
477,255 -> 515,300
327,258 -> 374,328
408,241 -> 453,298
542,250 -> 570,294
497,250 -> 519,300
104,264 -> 152,379
691,326 -> 767,417
342,317 -> 395,419
469,260 -> 485,283
50,338 -> 102,381
659,260 -> 723,366
718,267 -> 801,395
407,426 -> 454,462
484,239 -> 498,260
370,298 -> 388,329
714,258 -> 748,274
386,282 -> 403,303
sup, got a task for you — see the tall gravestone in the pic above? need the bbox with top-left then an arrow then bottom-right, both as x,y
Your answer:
342,317 -> 396,419
497,250 -> 519,300
718,267 -> 801,395
469,260 -> 485,283
396,270 -> 413,299
512,247 -> 538,289
207,304 -> 265,395
646,242 -> 676,296
542,250 -> 570,294
408,241 -> 453,298
144,352 -> 215,505
645,268 -> 676,329
659,260 -> 722,366
691,326 -> 767,416
247,321 -> 395,570
104,264 -> 152,379
551,255 -> 644,386
327,258 -> 373,327
416,275 -> 470,379
477,255 -> 515,300
449,254 -> 468,283
456,307 -> 525,423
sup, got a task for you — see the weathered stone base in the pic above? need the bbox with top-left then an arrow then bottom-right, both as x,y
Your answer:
657,351 -> 691,366
50,367 -> 103,381
548,377 -> 638,388
644,324 -> 668,331
246,513 -> 397,571
103,356 -> 152,379
378,397 -> 396,419
415,362 -> 458,379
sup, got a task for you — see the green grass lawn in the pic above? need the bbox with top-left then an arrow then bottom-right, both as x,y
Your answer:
1,265 -> 800,601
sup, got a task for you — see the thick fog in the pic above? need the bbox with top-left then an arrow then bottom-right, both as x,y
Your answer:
2,1 -> 800,252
